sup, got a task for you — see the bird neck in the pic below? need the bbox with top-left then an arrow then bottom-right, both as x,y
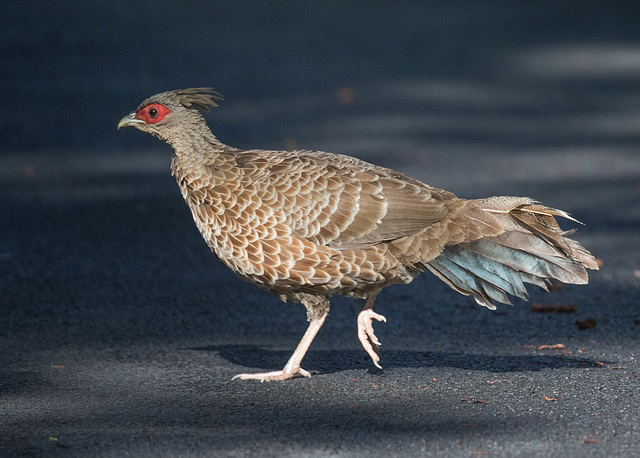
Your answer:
165,120 -> 220,153
168,124 -> 240,194
166,119 -> 235,166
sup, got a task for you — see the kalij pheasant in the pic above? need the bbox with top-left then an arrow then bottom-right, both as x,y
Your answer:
118,88 -> 598,381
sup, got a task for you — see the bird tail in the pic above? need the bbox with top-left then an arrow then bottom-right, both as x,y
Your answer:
426,198 -> 599,309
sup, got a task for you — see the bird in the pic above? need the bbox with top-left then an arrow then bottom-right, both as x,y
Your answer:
118,87 -> 598,381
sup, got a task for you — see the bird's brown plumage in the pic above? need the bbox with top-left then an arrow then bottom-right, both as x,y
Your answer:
119,88 -> 598,381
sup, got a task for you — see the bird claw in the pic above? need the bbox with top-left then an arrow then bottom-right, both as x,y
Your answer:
232,367 -> 312,382
357,309 -> 387,369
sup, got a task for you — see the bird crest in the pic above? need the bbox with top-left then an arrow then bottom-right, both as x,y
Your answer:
138,87 -> 224,112
172,87 -> 224,111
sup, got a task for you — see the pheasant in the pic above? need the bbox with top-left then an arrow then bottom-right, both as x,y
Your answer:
118,88 -> 598,381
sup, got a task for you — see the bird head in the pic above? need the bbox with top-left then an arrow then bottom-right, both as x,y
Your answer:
117,88 -> 223,142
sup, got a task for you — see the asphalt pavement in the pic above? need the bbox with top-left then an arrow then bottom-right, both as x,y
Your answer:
1,1 -> 639,456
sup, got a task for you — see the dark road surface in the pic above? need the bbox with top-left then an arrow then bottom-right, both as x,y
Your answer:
1,1 -> 639,456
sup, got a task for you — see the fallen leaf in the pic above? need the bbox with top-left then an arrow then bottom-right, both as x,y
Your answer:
486,380 -> 502,384
336,87 -> 356,105
583,437 -> 601,444
51,365 -> 64,369
349,403 -> 358,409
544,396 -> 558,401
539,344 -> 565,350
472,400 -> 490,404
607,366 -> 624,370
433,378 -> 437,381
576,318 -> 597,330
24,164 -> 36,177
461,396 -> 471,402
548,281 -> 564,292
595,361 -> 605,366
351,379 -> 361,383
531,304 -> 576,313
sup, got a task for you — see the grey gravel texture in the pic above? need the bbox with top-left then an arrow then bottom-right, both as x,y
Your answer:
1,1 -> 639,456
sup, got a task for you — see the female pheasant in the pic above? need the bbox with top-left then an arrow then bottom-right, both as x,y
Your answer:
118,88 -> 598,381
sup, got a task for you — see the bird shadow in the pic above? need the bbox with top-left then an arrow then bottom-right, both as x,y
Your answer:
189,344 -> 605,376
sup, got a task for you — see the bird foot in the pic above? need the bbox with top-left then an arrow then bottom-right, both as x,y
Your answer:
357,309 -> 387,369
232,367 -> 312,382
233,312 -> 327,382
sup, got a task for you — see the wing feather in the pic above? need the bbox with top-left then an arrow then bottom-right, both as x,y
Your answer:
232,149 -> 451,249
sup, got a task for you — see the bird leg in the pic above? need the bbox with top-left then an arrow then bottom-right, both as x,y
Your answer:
232,311 -> 327,382
357,293 -> 386,369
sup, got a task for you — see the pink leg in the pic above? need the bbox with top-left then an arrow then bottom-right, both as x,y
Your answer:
233,312 -> 327,382
357,293 -> 386,369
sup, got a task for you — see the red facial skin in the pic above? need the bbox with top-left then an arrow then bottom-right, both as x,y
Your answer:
137,104 -> 171,124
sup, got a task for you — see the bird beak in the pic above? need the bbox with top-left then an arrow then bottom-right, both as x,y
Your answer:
117,112 -> 145,130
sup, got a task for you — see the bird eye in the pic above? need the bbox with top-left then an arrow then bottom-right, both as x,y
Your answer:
138,104 -> 170,124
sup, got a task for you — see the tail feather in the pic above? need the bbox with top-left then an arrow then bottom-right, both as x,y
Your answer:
427,200 -> 598,309
469,233 -> 590,284
510,204 -> 579,257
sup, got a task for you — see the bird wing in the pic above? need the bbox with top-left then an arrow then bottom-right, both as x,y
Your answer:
233,150 -> 452,250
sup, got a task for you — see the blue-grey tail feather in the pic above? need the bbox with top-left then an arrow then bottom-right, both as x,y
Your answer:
427,229 -> 596,309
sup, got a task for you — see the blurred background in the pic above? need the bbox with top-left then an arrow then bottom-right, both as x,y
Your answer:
2,2 -> 640,455
3,1 -> 640,161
